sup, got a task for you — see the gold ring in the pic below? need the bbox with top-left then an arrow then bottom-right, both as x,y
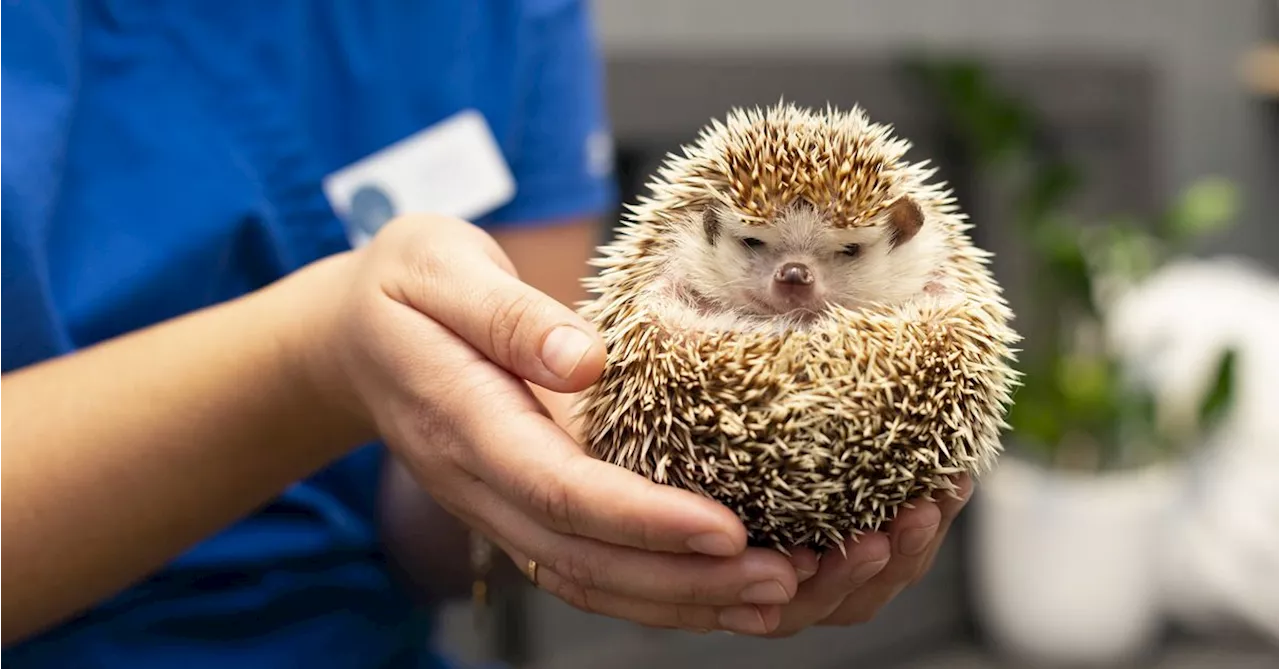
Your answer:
526,558 -> 539,586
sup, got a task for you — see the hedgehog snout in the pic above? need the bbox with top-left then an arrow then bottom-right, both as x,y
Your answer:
774,262 -> 815,286
767,262 -> 824,312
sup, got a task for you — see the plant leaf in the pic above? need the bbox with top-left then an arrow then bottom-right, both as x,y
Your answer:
1197,347 -> 1238,434
1018,161 -> 1082,224
1161,178 -> 1241,243
1034,221 -> 1097,316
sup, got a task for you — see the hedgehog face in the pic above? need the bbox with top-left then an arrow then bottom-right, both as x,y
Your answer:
669,196 -> 945,321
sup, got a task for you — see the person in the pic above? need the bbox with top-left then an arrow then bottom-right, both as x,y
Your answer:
0,1 -> 971,667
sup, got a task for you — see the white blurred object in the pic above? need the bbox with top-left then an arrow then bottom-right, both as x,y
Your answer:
972,457 -> 1177,666
1104,256 -> 1279,640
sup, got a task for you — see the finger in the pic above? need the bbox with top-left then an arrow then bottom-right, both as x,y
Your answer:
529,562 -> 784,635
478,525 -> 784,635
763,532 -> 892,638
390,216 -> 606,393
912,475 -> 973,585
463,474 -> 798,606
454,384 -> 751,557
819,499 -> 943,627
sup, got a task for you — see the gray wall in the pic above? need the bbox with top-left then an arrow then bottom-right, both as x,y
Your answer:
592,0 -> 1277,268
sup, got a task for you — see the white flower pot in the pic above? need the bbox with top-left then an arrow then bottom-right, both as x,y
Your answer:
969,454 -> 1179,666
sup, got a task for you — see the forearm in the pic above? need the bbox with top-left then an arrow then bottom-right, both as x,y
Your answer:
0,252 -> 372,644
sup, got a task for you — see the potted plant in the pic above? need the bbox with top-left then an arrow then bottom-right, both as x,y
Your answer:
908,61 -> 1242,666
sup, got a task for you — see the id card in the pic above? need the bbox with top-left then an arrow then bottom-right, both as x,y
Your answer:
322,109 -> 517,247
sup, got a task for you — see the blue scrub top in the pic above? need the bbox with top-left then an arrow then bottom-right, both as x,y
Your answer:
1,1 -> 617,667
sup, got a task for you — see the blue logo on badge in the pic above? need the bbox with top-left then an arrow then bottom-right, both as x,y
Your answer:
349,184 -> 397,237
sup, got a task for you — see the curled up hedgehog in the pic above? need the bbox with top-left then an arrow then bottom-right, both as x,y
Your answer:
573,102 -> 1021,554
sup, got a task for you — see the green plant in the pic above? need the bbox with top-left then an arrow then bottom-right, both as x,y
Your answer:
906,59 -> 1240,471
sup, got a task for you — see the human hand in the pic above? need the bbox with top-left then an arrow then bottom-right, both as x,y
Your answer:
310,214 -> 804,634
758,475 -> 974,638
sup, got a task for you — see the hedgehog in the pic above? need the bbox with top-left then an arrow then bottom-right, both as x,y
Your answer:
573,101 -> 1020,554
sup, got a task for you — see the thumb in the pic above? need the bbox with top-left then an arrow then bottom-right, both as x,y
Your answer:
393,229 -> 607,394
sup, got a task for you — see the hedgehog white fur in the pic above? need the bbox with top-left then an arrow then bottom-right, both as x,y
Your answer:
574,101 -> 1020,553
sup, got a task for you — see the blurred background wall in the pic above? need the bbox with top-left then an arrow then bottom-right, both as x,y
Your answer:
437,2 -> 1277,668
594,0 -> 1276,270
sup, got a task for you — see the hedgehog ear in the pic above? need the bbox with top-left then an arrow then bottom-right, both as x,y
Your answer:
885,196 -> 923,249
702,206 -> 721,244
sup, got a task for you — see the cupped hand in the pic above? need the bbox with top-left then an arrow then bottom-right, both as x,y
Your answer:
759,475 -> 974,638
313,214 -> 802,634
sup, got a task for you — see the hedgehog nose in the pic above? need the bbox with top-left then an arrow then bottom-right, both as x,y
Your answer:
774,262 -> 814,286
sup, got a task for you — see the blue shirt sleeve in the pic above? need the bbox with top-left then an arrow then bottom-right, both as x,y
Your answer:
485,0 -> 619,227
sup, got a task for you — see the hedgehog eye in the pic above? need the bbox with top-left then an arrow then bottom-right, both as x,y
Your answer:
741,237 -> 766,250
841,243 -> 863,258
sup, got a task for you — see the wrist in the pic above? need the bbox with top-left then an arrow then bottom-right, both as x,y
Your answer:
267,251 -> 378,448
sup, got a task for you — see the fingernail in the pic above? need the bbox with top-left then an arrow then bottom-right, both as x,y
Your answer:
851,558 -> 889,586
687,533 -> 737,557
718,606 -> 769,634
739,580 -> 790,605
899,523 -> 938,557
541,325 -> 593,380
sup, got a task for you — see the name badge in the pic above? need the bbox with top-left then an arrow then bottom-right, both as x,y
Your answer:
322,109 -> 517,247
